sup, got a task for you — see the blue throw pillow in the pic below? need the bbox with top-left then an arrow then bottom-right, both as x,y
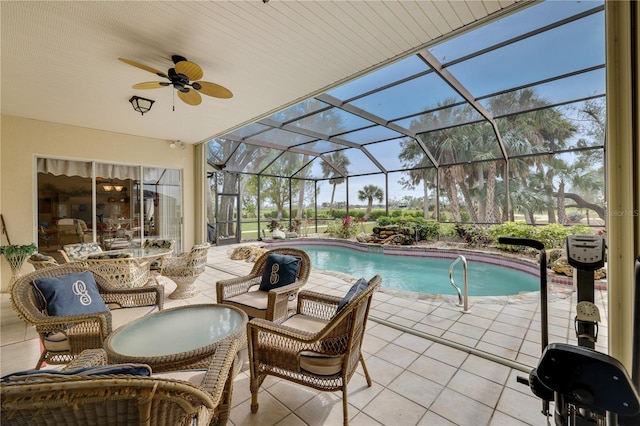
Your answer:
1,363 -> 152,383
336,278 -> 369,313
33,271 -> 108,316
259,253 -> 301,291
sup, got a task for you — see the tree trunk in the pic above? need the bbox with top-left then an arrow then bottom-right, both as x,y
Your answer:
457,179 -> 478,223
296,180 -> 306,220
563,192 -> 605,220
365,198 -> 373,220
557,181 -> 566,224
422,183 -> 430,219
329,184 -> 337,214
485,162 -> 496,223
443,167 -> 462,222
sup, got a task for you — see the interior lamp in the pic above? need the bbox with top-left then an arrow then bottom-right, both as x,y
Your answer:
129,96 -> 155,115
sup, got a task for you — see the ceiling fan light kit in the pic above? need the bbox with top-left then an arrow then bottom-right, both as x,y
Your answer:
120,55 -> 233,109
129,95 -> 155,115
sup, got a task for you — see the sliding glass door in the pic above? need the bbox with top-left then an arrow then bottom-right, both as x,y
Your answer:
36,157 -> 182,256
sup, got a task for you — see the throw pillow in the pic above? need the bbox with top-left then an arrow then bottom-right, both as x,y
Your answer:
336,278 -> 369,313
259,253 -> 301,291
1,363 -> 152,383
33,271 -> 108,316
87,252 -> 132,259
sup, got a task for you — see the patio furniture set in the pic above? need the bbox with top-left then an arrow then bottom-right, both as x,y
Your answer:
27,240 -> 209,299
3,246 -> 381,426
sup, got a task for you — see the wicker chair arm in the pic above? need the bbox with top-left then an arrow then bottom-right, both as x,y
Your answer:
199,338 -> 241,406
32,310 -> 111,333
296,290 -> 342,320
99,284 -> 164,310
62,348 -> 110,371
266,279 -> 307,320
216,275 -> 261,301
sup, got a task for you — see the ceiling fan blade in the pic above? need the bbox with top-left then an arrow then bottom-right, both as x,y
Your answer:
194,81 -> 233,99
178,89 -> 202,106
132,81 -> 169,90
175,60 -> 203,81
119,58 -> 168,79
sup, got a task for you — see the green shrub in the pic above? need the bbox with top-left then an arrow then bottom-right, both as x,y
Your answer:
536,223 -> 572,249
374,216 -> 441,241
455,223 -> 492,246
490,222 -> 538,251
570,225 -> 594,236
369,209 -> 387,221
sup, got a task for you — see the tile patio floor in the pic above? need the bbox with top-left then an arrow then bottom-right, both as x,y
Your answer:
0,242 -> 609,426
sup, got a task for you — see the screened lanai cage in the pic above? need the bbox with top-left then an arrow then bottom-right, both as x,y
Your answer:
206,1 -> 606,245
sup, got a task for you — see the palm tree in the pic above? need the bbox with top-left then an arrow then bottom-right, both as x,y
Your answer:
320,151 -> 350,215
358,185 -> 384,220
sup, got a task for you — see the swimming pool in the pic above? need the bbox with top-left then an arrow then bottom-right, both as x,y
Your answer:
278,243 -> 540,297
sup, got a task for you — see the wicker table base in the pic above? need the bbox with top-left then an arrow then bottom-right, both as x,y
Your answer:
104,304 -> 247,372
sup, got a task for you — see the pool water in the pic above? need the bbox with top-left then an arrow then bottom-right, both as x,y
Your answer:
296,245 -> 539,296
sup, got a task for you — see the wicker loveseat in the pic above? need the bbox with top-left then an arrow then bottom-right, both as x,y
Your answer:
10,265 -> 164,369
247,275 -> 381,426
216,247 -> 311,321
60,243 -> 152,288
1,339 -> 241,426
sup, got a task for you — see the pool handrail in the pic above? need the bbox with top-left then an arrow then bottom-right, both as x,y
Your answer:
449,255 -> 470,313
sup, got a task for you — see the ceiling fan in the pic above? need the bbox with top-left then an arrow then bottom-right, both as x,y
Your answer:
119,55 -> 233,106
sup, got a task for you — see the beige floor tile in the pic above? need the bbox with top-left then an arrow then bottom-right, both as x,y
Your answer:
392,332 -> 433,354
387,370 -> 444,408
407,355 -> 457,386
424,342 -> 469,368
447,369 -> 504,408
417,410 -> 457,426
375,342 -> 421,369
459,354 -> 511,385
362,388 -> 427,426
496,387 -> 550,426
429,388 -> 494,426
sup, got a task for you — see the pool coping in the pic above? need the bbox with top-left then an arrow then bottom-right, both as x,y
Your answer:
264,237 -> 591,304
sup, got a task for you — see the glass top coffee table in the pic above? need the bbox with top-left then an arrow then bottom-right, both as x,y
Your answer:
104,304 -> 248,372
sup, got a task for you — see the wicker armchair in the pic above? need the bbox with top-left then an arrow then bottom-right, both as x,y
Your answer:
162,243 -> 210,299
216,247 -> 311,321
142,238 -> 176,270
10,265 -> 164,369
27,253 -> 59,270
247,275 -> 381,426
1,340 -> 241,426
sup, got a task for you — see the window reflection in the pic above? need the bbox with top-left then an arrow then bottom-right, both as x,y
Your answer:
36,158 -> 182,256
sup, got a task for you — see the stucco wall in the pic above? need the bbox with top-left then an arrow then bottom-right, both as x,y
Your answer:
0,115 -> 196,291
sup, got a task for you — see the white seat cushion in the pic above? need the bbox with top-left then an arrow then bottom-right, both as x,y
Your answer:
225,290 -> 298,319
281,314 -> 328,334
299,351 -> 344,376
153,369 -> 207,385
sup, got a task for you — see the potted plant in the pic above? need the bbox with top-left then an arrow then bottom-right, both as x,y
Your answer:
1,243 -> 37,289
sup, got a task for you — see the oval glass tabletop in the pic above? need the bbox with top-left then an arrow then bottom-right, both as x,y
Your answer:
107,304 -> 246,357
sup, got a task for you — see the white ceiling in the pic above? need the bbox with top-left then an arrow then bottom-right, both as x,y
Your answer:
1,0 -> 523,146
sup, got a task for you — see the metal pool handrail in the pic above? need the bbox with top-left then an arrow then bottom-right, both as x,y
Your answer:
449,255 -> 470,313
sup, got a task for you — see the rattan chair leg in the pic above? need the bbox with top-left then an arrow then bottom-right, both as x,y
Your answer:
342,382 -> 349,426
35,350 -> 47,370
359,353 -> 372,387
